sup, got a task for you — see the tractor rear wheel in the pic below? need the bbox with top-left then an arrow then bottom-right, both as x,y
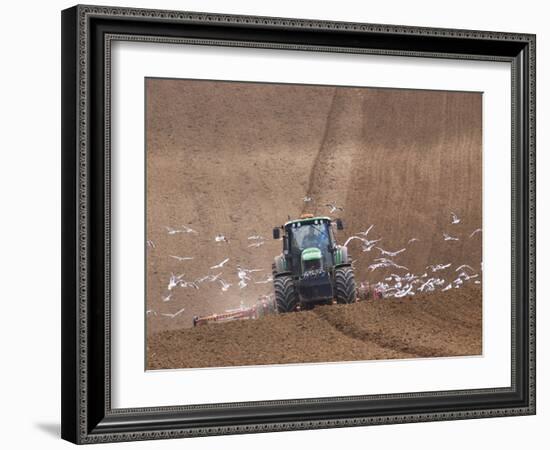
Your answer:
335,266 -> 357,304
274,275 -> 299,313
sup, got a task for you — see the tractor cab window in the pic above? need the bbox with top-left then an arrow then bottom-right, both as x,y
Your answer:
290,222 -> 330,251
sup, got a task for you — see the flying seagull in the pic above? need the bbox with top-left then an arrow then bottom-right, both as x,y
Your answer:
247,235 -> 264,240
170,255 -> 194,262
443,232 -> 459,241
165,225 -> 197,235
168,273 -> 198,290
408,237 -> 419,244
218,278 -> 232,292
343,235 -> 380,252
248,241 -> 265,248
361,240 -> 380,252
255,275 -> 274,284
343,235 -> 367,247
236,266 -> 262,288
210,258 -> 229,269
214,234 -> 229,243
303,196 -> 312,203
368,258 -> 408,272
456,264 -> 475,272
427,263 -> 451,272
208,272 -> 223,282
394,285 -> 414,298
162,293 -> 172,303
325,203 -> 343,214
237,266 -> 263,279
376,247 -> 406,257
418,277 -> 445,293
167,273 -> 185,290
450,212 -> 461,224
469,228 -> 482,238
161,307 -> 185,319
195,275 -> 211,284
146,240 -> 155,248
357,225 -> 374,237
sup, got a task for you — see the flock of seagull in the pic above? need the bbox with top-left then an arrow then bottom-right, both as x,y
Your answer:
148,201 -> 482,318
147,227 -> 275,318
344,211 -> 482,299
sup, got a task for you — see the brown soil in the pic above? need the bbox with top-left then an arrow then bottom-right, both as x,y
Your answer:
148,285 -> 481,369
145,78 -> 482,368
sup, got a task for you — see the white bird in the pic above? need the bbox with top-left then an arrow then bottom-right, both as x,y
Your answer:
418,277 -> 445,293
361,240 -> 380,252
344,235 -> 367,247
248,241 -> 265,248
394,285 -> 414,298
210,258 -> 229,269
218,278 -> 232,292
181,280 -> 199,290
347,226 -> 381,251
146,240 -> 155,248
170,255 -> 194,261
303,196 -> 312,203
450,212 -> 461,224
469,228 -> 482,238
214,234 -> 229,243
208,272 -> 223,282
237,266 -> 262,288
356,225 -> 374,237
325,203 -> 343,214
168,273 -> 198,290
165,225 -> 197,235
195,275 -> 211,284
376,247 -> 406,257
390,272 -> 422,284
161,307 -> 185,319
427,263 -> 451,272
443,233 -> 459,241
456,264 -> 475,272
247,235 -> 264,240
167,273 -> 185,290
442,284 -> 452,292
255,275 -> 274,284
456,271 -> 479,281
162,293 -> 172,302
408,238 -> 419,244
237,266 -> 263,277
368,258 -> 408,272
343,235 -> 381,251
146,309 -> 157,316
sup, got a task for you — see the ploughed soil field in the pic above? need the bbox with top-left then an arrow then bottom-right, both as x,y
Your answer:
147,285 -> 481,370
145,78 -> 482,368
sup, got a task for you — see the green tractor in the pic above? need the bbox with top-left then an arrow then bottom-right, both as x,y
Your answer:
271,214 -> 356,312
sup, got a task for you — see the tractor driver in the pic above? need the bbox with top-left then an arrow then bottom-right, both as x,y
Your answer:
301,225 -> 328,250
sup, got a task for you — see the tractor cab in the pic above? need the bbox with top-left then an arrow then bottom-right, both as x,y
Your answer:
273,215 -> 343,276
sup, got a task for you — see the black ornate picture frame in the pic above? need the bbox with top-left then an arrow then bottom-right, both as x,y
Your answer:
61,4 -> 536,444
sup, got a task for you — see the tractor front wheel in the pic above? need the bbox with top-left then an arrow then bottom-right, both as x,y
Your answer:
335,266 -> 357,304
274,275 -> 299,313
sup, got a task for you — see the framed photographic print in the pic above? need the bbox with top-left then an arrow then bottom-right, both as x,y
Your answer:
61,5 -> 536,444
